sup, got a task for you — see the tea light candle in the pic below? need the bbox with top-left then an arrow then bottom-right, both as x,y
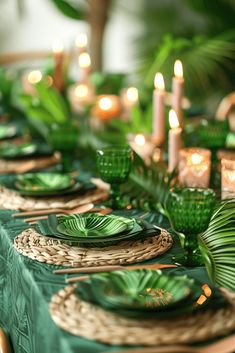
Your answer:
68,83 -> 94,113
172,60 -> 184,127
52,39 -> 64,92
120,87 -> 139,120
221,158 -> 235,199
78,52 -> 91,83
168,110 -> 182,172
22,70 -> 42,95
152,72 -> 165,146
93,95 -> 121,121
178,148 -> 211,187
128,133 -> 155,165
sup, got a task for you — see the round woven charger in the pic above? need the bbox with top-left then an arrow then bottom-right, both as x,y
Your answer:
14,227 -> 172,267
49,285 -> 235,346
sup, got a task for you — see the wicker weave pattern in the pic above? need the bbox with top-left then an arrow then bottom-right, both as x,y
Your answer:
14,228 -> 172,267
50,285 -> 235,346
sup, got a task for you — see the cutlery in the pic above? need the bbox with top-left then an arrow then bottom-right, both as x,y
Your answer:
60,263 -> 177,279
102,334 -> 235,353
12,203 -> 95,218
24,207 -> 113,224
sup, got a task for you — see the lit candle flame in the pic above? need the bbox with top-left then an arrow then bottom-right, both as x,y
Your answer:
126,87 -> 138,103
134,134 -> 145,146
75,84 -> 89,98
174,60 -> 183,79
75,33 -> 88,48
169,109 -> 180,129
27,70 -> 42,84
52,40 -> 64,54
154,72 -> 165,91
191,153 -> 204,165
99,97 -> 112,111
78,52 -> 91,68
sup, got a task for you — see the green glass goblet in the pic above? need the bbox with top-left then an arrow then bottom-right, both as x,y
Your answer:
166,187 -> 216,267
96,146 -> 133,209
47,123 -> 78,172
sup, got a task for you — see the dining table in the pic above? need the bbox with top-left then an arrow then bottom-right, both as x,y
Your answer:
0,180 -> 223,353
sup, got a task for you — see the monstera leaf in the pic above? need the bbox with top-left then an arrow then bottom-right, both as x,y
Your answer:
122,153 -> 176,214
199,199 -> 235,292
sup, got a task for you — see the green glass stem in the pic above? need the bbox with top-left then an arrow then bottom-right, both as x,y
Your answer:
110,184 -> 122,209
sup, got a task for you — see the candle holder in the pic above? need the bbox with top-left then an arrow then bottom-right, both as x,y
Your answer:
221,158 -> 235,199
166,187 -> 216,267
92,95 -> 121,121
178,147 -> 211,188
128,134 -> 156,166
96,146 -> 133,209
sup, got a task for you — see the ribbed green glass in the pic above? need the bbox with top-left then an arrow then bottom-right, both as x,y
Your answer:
96,146 -> 132,208
166,187 -> 216,267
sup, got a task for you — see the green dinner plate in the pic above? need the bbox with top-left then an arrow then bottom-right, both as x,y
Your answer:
76,270 -> 226,318
56,213 -> 136,238
15,173 -> 76,193
0,142 -> 37,158
36,216 -> 159,247
0,125 -> 17,140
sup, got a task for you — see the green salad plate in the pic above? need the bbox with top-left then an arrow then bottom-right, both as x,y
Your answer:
0,142 -> 37,159
76,269 -> 227,318
36,214 -> 160,247
15,173 -> 78,196
0,125 -> 17,140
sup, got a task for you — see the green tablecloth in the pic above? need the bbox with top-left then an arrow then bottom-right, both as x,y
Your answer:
0,207 -> 214,353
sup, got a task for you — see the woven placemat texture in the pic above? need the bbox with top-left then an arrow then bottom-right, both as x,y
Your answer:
49,285 -> 235,346
0,187 -> 108,210
14,227 -> 172,267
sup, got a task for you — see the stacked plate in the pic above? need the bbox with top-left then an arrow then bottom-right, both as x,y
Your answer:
0,141 -> 52,159
36,213 -> 161,247
0,125 -> 17,140
75,269 -> 227,318
14,172 -> 82,196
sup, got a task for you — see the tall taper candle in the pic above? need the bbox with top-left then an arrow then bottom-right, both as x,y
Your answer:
172,60 -> 184,127
52,40 -> 64,92
168,109 -> 182,172
152,72 -> 165,146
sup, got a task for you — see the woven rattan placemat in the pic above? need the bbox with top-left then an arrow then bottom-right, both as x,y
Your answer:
14,227 -> 172,267
49,285 -> 235,346
0,187 -> 108,210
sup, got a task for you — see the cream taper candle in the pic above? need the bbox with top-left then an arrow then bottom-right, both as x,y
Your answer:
152,72 -> 165,146
168,109 -> 182,172
172,60 -> 184,127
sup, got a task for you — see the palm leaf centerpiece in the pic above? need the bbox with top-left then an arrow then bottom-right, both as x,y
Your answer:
198,199 -> 235,292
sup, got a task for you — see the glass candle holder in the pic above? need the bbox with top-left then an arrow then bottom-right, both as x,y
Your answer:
178,147 -> 211,188
96,145 -> 133,208
93,95 -> 121,121
221,158 -> 235,199
166,187 -> 216,267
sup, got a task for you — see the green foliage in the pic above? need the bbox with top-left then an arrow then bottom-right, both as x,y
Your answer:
199,200 -> 235,291
90,72 -> 126,95
0,68 -> 19,114
50,0 -> 85,20
122,153 -> 176,214
143,32 -> 235,103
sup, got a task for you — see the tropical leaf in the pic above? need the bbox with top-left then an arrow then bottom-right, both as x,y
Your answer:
143,32 -> 235,102
50,0 -> 85,20
122,153 -> 176,214
198,199 -> 235,292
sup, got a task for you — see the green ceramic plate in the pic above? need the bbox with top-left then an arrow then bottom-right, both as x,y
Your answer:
15,173 -> 76,193
0,142 -> 37,158
0,125 -> 16,140
76,270 -> 224,318
57,214 -> 136,238
36,215 -> 159,247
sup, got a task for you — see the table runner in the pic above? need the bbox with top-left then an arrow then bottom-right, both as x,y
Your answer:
0,209 -> 221,353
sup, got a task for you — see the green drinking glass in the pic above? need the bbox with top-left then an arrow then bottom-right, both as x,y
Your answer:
166,187 -> 216,267
47,123 -> 78,172
96,145 -> 133,209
